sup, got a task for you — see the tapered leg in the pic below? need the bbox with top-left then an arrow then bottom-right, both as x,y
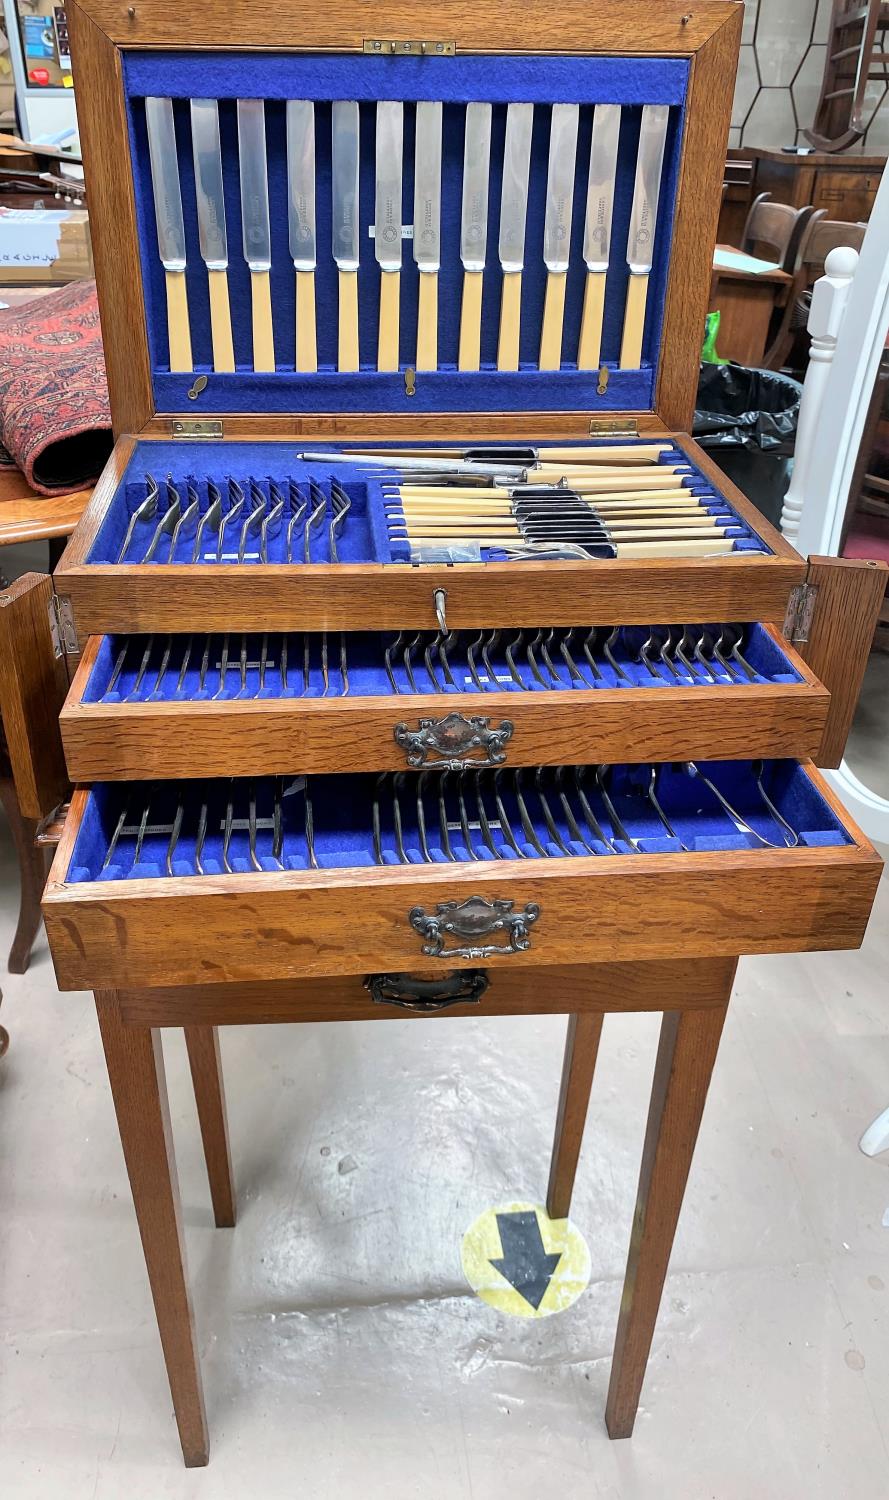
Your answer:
546,1012 -> 604,1220
95,993 -> 209,1467
184,1026 -> 236,1228
0,779 -> 46,974
605,994 -> 731,1439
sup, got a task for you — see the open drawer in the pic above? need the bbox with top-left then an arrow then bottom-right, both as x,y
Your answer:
60,621 -> 829,779
42,760 -> 883,990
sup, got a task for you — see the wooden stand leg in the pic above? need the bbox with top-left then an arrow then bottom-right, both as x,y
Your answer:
184,1026 -> 236,1228
95,993 -> 209,1467
546,1013 -> 603,1220
0,778 -> 46,975
605,992 -> 731,1439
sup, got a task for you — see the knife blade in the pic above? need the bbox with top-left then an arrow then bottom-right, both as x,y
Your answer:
190,98 -> 234,372
620,103 -> 669,370
145,96 -> 192,372
538,102 -> 579,371
287,99 -> 317,372
413,100 -> 442,371
497,102 -> 534,371
237,98 -> 275,371
375,100 -> 403,372
332,99 -> 360,371
458,101 -> 492,371
578,103 -> 621,370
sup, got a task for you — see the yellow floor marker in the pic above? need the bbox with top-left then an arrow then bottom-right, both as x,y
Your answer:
461,1201 -> 591,1319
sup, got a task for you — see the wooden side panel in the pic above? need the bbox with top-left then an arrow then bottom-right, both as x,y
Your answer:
796,556 -> 889,768
0,574 -> 70,820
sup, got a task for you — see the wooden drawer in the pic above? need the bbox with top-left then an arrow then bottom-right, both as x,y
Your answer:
59,622 -> 829,780
42,761 -> 882,991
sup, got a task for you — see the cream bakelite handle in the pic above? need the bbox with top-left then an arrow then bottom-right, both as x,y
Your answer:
497,270 -> 522,371
577,270 -> 607,371
250,269 -> 275,372
619,271 -> 649,370
338,269 -> 359,372
377,270 -> 400,372
296,270 -> 318,372
538,271 -> 567,371
458,269 -> 484,371
165,269 -> 193,373
416,271 -> 438,372
207,268 -> 235,373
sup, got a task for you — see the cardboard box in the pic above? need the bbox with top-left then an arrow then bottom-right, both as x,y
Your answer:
0,206 -> 93,283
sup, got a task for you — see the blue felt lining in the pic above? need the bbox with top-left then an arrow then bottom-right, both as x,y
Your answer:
64,761 -> 851,882
122,52 -> 688,411
85,438 -> 771,565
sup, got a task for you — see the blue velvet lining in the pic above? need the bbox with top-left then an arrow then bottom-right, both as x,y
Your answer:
122,52 -> 688,412
80,623 -> 800,703
85,439 -> 770,565
65,761 -> 851,882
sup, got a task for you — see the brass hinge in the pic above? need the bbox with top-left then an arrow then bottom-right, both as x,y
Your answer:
47,594 -> 78,657
588,417 -> 639,437
363,38 -> 456,55
171,419 -> 224,439
782,580 -> 819,644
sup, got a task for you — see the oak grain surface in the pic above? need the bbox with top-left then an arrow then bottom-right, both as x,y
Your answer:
798,557 -> 889,768
0,573 -> 70,819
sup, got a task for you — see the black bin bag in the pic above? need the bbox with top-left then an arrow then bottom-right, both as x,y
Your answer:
693,363 -> 802,530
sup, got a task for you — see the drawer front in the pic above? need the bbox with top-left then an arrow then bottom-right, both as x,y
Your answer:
43,764 -> 882,991
60,624 -> 829,780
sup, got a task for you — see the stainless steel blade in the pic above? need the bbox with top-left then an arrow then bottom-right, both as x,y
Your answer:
237,99 -> 271,271
332,100 -> 360,271
583,103 -> 621,272
626,103 -> 669,274
375,100 -> 403,272
542,103 -> 579,273
190,98 -> 227,270
413,100 -> 442,273
286,99 -> 316,271
460,102 -> 492,272
498,103 -> 534,273
145,97 -> 186,270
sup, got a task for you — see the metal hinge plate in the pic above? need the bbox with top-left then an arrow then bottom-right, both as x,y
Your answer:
48,594 -> 78,657
782,580 -> 819,643
171,419 -> 224,439
363,38 -> 456,55
588,417 -> 639,436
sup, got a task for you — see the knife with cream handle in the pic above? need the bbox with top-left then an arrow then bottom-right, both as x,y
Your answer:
375,101 -> 404,372
619,104 -> 669,370
539,103 -> 579,370
578,103 -> 621,370
413,100 -> 442,371
287,99 -> 317,372
190,98 -> 234,372
237,98 -> 275,371
496,102 -> 534,371
458,102 -> 492,371
145,97 -> 192,372
332,100 -> 361,372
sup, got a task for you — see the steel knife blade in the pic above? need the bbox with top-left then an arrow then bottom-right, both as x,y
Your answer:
543,103 -> 579,273
460,101 -> 492,272
190,98 -> 227,271
145,97 -> 187,271
332,100 -> 360,271
583,103 -> 621,273
375,100 -> 403,272
498,103 -> 534,273
413,100 -> 442,273
286,99 -> 316,272
626,104 -> 669,274
237,98 -> 271,272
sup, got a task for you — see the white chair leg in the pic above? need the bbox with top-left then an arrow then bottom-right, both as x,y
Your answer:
859,1104 -> 889,1157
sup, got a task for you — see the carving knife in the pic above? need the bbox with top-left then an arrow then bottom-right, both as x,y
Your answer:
539,102 -> 579,371
332,100 -> 361,372
375,100 -> 403,372
287,99 -> 317,371
578,103 -> 621,370
190,98 -> 234,372
497,102 -> 534,371
237,98 -> 275,372
620,104 -> 669,370
145,97 -> 192,372
458,101 -> 492,371
413,100 -> 442,371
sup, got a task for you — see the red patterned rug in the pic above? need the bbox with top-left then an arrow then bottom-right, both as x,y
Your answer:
0,279 -> 112,494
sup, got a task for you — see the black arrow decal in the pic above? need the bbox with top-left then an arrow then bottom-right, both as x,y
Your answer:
489,1210 -> 561,1311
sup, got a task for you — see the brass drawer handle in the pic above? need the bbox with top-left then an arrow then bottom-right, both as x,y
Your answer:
364,969 -> 489,1012
395,711 -> 514,769
409,895 -> 540,960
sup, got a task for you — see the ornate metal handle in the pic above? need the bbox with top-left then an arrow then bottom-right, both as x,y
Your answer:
394,712 -> 514,769
409,894 -> 540,960
364,969 -> 489,1012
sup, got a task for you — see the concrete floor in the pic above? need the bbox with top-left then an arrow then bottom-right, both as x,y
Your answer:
1,821 -> 889,1496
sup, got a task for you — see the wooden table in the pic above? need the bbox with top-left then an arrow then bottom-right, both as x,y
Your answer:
708,246 -> 792,366
0,468 -> 90,564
